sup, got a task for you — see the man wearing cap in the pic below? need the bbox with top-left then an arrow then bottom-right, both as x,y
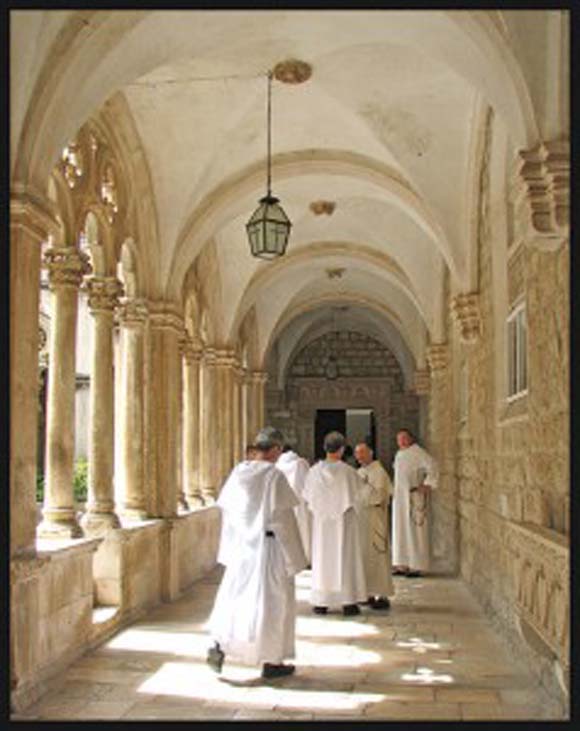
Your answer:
303,431 -> 368,616
207,427 -> 307,679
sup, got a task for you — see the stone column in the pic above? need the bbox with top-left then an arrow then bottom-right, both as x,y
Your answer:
214,349 -> 237,488
117,298 -> 148,519
148,308 -> 183,518
232,360 -> 243,463
241,368 -> 249,450
38,246 -> 91,538
182,336 -> 204,508
199,347 -> 218,504
80,277 -> 124,536
247,370 -> 269,439
10,192 -> 57,555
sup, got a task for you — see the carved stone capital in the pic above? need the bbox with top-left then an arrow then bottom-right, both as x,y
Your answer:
148,310 -> 184,334
118,297 -> 149,327
450,292 -> 482,343
413,368 -> 431,395
202,347 -> 217,367
44,246 -> 91,290
214,347 -> 238,369
85,277 -> 124,313
181,335 -> 204,364
249,370 -> 269,386
512,139 -> 569,251
426,344 -> 448,377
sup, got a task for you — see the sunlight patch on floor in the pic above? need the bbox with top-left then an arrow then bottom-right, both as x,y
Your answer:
401,666 -> 454,684
136,661 -> 385,711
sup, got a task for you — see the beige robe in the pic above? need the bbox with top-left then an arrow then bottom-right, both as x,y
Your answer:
357,460 -> 394,597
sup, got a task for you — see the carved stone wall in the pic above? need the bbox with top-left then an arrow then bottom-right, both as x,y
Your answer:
266,331 -> 417,470
450,127 -> 570,712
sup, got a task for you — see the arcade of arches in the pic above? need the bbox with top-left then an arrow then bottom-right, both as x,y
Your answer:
9,9 -> 569,720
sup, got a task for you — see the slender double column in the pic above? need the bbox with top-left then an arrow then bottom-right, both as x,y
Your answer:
199,348 -> 218,504
117,298 -> 149,520
80,277 -> 124,535
147,308 -> 184,518
232,360 -> 244,463
214,348 -> 237,488
246,370 -> 269,441
182,336 -> 204,508
38,246 -> 91,538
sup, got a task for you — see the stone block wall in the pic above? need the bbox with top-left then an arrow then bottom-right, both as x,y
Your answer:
442,152 -> 569,712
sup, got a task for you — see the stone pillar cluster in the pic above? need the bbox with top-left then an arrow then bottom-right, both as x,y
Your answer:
81,277 -> 124,536
38,247 -> 91,539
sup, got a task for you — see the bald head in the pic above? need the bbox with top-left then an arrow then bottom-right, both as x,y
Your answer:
354,442 -> 373,466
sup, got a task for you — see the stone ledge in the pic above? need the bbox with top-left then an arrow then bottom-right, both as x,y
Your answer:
35,536 -> 103,560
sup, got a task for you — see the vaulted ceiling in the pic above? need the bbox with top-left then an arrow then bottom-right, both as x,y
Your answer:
12,9 -> 568,374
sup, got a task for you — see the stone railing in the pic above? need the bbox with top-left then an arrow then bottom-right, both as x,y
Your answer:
505,521 -> 569,689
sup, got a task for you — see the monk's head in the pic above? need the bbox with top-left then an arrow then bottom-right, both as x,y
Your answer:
396,428 -> 415,450
254,426 -> 285,463
323,431 -> 345,458
245,444 -> 258,460
354,442 -> 373,466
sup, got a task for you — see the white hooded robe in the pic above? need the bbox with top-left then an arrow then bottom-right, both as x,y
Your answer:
208,460 -> 307,666
357,460 -> 395,597
392,444 -> 439,572
303,460 -> 367,607
276,450 -> 312,563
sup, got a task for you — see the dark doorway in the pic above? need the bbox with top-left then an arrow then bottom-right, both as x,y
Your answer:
314,409 -> 346,460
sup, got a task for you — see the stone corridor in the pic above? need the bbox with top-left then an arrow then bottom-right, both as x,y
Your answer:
13,569 -> 557,722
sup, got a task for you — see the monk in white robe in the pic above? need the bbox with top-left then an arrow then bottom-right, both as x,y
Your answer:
303,431 -> 367,616
354,442 -> 394,608
392,429 -> 439,577
277,447 -> 312,563
207,427 -> 307,679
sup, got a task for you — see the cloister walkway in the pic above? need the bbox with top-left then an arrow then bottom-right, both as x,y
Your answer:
15,568 -> 555,721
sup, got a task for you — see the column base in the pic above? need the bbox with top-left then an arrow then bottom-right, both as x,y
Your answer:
37,511 -> 84,540
79,510 -> 121,537
201,490 -> 216,506
121,506 -> 149,521
186,494 -> 205,509
177,495 -> 190,514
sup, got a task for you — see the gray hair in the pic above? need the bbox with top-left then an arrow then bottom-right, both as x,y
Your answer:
254,426 -> 285,450
323,431 -> 346,453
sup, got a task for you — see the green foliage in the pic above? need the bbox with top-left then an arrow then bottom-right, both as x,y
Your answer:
35,458 -> 89,504
73,458 -> 89,503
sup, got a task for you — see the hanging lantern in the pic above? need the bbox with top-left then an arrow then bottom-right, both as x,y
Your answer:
246,71 -> 292,259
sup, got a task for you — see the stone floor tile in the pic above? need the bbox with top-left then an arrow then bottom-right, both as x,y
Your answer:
364,701 -> 462,719
461,702 -> 503,720
435,687 -> 500,704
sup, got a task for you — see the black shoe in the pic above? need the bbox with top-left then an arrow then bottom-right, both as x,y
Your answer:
342,604 -> 361,616
262,663 -> 295,679
370,597 -> 391,610
392,568 -> 408,576
405,570 -> 422,578
313,606 -> 328,614
207,642 -> 225,673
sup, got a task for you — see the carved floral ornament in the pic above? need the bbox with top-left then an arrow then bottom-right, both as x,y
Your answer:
450,293 -> 481,343
413,368 -> 431,395
511,139 -> 569,251
43,246 -> 92,289
118,298 -> 149,326
426,343 -> 448,376
85,276 -> 124,312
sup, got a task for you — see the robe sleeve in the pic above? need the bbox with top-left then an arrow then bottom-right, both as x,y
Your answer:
420,447 -> 439,489
267,471 -> 308,575
368,463 -> 393,503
